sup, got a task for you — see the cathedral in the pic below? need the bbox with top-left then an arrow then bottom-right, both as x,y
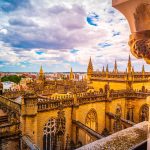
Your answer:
0,0 -> 150,148
0,55 -> 150,150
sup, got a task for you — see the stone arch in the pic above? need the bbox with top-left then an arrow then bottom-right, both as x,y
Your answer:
43,109 -> 66,150
139,104 -> 149,122
85,108 -> 98,144
43,117 -> 57,150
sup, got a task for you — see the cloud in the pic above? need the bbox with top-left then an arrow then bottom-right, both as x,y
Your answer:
0,0 -> 148,72
9,17 -> 37,27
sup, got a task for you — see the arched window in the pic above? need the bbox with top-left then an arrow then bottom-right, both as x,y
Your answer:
43,109 -> 66,150
85,109 -> 98,144
43,118 -> 57,150
139,104 -> 149,122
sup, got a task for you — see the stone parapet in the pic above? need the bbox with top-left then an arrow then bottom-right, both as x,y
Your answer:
77,121 -> 148,150
37,90 -> 150,111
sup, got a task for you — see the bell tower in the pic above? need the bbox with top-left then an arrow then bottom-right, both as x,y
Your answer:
70,67 -> 74,80
38,65 -> 45,81
87,57 -> 93,80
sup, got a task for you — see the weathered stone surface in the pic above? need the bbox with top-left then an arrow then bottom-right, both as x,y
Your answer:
77,121 -> 148,150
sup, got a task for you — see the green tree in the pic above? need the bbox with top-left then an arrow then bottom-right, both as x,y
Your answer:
1,75 -> 24,84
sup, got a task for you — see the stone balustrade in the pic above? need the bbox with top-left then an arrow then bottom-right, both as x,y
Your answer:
3,90 -> 25,99
38,98 -> 74,111
37,90 -> 150,111
77,95 -> 107,105
0,95 -> 21,115
110,91 -> 149,99
1,89 -> 149,112
0,123 -> 20,139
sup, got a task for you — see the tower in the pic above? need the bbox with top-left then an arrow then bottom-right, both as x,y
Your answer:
113,60 -> 118,74
87,57 -> 93,80
70,67 -> 74,80
38,65 -> 44,81
106,64 -> 109,78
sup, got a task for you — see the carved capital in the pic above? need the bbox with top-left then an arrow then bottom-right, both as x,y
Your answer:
129,30 -> 150,63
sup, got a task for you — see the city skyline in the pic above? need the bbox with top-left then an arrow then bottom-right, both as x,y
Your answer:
0,0 -> 148,72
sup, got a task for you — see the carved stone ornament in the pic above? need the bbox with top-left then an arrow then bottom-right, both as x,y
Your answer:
129,30 -> 150,64
129,3 -> 150,63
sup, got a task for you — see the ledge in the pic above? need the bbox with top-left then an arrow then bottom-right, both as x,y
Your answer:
77,121 -> 148,150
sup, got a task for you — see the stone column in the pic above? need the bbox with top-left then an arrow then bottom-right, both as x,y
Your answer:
21,92 -> 38,144
112,0 -> 150,63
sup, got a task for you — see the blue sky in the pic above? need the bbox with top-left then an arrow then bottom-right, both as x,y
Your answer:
0,0 -> 148,72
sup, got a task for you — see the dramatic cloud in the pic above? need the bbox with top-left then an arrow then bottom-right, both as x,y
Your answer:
0,0 -> 147,72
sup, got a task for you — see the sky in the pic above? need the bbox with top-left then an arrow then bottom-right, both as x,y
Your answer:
0,0 -> 149,72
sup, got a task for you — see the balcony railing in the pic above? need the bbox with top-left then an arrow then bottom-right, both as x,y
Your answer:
0,95 -> 21,115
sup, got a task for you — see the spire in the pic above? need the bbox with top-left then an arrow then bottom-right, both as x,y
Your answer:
126,65 -> 133,91
70,67 -> 74,80
142,64 -> 145,74
114,60 -> 118,73
102,66 -> 105,73
39,65 -> 43,74
38,65 -> 44,81
106,64 -> 109,78
106,64 -> 109,72
127,55 -> 132,73
87,57 -> 93,79
87,57 -> 93,73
